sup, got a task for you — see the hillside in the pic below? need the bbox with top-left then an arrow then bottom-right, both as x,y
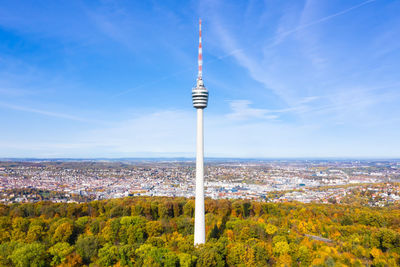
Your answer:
0,197 -> 399,266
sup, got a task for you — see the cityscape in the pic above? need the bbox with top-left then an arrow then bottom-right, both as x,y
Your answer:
1,159 -> 399,206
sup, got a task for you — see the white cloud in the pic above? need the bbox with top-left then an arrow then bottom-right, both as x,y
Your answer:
226,100 -> 278,120
0,101 -> 96,123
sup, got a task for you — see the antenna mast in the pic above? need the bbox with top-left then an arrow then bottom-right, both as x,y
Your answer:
198,19 -> 203,80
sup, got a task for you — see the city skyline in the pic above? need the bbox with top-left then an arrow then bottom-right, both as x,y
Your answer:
1,0 -> 400,158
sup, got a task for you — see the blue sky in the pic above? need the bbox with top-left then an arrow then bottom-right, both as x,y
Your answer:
0,0 -> 399,158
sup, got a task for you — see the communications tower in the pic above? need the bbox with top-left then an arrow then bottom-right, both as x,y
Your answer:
192,19 -> 208,245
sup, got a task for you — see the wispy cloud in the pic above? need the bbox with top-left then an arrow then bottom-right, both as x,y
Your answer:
208,0 -> 390,118
0,101 -> 99,123
288,0 -> 377,38
209,0 -> 378,63
226,100 -> 278,120
85,3 -> 136,51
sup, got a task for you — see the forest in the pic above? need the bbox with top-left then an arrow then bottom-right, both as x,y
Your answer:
0,197 -> 399,266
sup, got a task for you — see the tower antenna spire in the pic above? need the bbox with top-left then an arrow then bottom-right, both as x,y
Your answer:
198,19 -> 202,80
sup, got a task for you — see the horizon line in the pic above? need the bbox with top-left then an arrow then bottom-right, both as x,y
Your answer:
1,157 -> 399,161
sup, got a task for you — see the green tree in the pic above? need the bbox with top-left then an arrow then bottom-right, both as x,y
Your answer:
146,221 -> 163,237
75,216 -> 90,233
372,228 -> 400,252
119,244 -> 136,267
178,253 -> 197,267
253,241 -> 271,266
97,243 -> 119,266
226,243 -> 246,266
295,245 -> 311,266
49,242 -> 74,266
75,235 -> 99,263
164,251 -> 179,267
53,222 -> 74,243
26,224 -> 44,242
10,242 -> 48,267
183,200 -> 194,217
196,245 -> 224,267
0,241 -> 19,266
273,241 -> 290,256
11,217 -> 30,241
127,224 -> 146,244
265,223 -> 277,235
208,224 -> 220,240
0,216 -> 12,242
90,219 -> 100,234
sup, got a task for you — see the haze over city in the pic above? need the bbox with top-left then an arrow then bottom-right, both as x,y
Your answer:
1,0 -> 400,158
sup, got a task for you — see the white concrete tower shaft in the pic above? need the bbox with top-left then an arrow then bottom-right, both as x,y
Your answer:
194,108 -> 205,245
192,19 -> 208,245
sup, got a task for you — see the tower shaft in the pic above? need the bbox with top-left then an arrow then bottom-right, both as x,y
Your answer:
194,108 -> 205,245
